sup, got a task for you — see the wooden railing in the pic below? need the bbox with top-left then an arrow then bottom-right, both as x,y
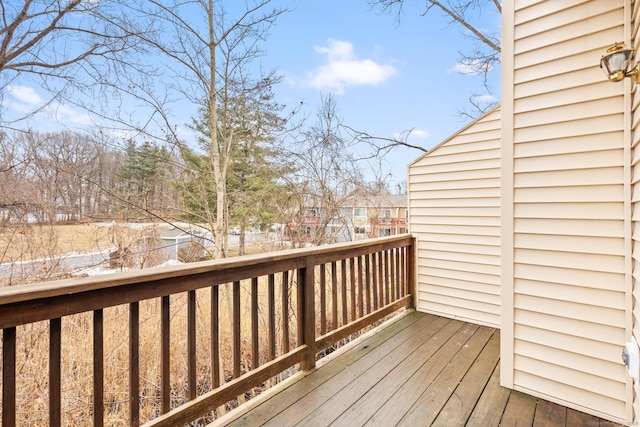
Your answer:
0,235 -> 415,426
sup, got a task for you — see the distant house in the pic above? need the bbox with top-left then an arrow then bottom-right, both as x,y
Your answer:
409,2 -> 635,424
294,194 -> 408,243
347,194 -> 408,240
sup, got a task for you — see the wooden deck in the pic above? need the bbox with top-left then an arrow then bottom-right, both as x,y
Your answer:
215,311 -> 623,427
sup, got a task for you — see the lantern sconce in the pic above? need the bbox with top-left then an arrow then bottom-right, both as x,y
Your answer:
600,42 -> 640,83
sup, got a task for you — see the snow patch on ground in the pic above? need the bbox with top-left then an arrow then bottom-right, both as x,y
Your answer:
80,259 -> 185,276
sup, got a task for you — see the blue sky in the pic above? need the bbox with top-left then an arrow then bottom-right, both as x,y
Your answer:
261,0 -> 501,184
3,0 -> 501,187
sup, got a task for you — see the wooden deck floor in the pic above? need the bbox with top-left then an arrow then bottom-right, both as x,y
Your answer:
215,311 -> 624,427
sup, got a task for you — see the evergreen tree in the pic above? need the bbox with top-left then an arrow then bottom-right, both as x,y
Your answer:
181,76 -> 289,256
227,135 -> 285,255
117,140 -> 172,219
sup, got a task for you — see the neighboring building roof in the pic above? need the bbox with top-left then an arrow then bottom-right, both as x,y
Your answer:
343,194 -> 408,209
377,194 -> 407,208
302,194 -> 408,210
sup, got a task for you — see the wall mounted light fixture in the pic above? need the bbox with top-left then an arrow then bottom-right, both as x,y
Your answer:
600,42 -> 640,82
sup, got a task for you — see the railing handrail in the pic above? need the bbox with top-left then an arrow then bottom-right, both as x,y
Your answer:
0,235 -> 413,329
0,234 -> 411,301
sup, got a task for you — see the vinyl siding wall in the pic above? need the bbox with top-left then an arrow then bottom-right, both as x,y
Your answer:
408,107 -> 501,328
631,0 -> 640,421
503,1 -> 630,422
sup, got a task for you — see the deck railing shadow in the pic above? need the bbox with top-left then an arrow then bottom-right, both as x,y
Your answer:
0,235 -> 415,426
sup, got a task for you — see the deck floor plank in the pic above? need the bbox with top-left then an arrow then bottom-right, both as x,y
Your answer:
396,326 -> 496,427
430,330 -> 501,426
566,408 -> 612,426
533,399 -> 567,426
501,390 -> 537,427
356,322 -> 480,427
465,361 -> 511,427
226,311 -> 431,426
329,320 -> 475,426
215,312 -> 626,427
273,317 -> 463,426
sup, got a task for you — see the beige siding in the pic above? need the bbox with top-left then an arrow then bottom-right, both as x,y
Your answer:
504,0 -> 630,422
409,107 -> 501,328
632,0 -> 640,421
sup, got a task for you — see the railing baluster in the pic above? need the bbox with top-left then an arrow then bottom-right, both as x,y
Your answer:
268,274 -> 276,361
365,254 -> 372,314
385,249 -> 391,303
349,258 -> 356,322
50,317 -> 61,427
341,259 -> 348,326
358,256 -> 364,318
371,253 -> 378,310
161,296 -> 170,414
188,290 -> 197,400
331,262 -> 338,330
3,327 -> 16,427
296,268 -> 304,349
402,247 -> 408,296
395,248 -> 401,297
233,281 -> 241,379
94,309 -> 104,427
211,286 -> 220,389
387,249 -> 393,299
251,277 -> 259,368
300,257 -> 316,370
320,264 -> 326,335
282,271 -> 290,353
129,302 -> 139,427
378,251 -> 385,306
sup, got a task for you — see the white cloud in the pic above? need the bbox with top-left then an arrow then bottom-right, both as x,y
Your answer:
5,85 -> 93,126
7,85 -> 44,105
393,128 -> 430,142
47,102 -> 93,125
449,60 -> 492,76
472,94 -> 497,105
410,129 -> 429,139
306,39 -> 397,94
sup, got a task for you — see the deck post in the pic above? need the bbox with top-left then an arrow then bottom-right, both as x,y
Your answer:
408,237 -> 416,309
300,256 -> 317,370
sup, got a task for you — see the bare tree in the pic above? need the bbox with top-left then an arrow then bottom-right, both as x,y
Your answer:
0,0 -> 143,127
126,0 -> 289,258
32,132 -> 99,221
345,125 -> 430,157
89,131 -> 124,219
279,95 -> 366,246
0,131 -> 36,218
371,0 -> 501,80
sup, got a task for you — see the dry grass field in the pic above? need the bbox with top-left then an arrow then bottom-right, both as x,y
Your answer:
0,223 -> 114,260
0,222 -> 171,286
0,223 -> 273,263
